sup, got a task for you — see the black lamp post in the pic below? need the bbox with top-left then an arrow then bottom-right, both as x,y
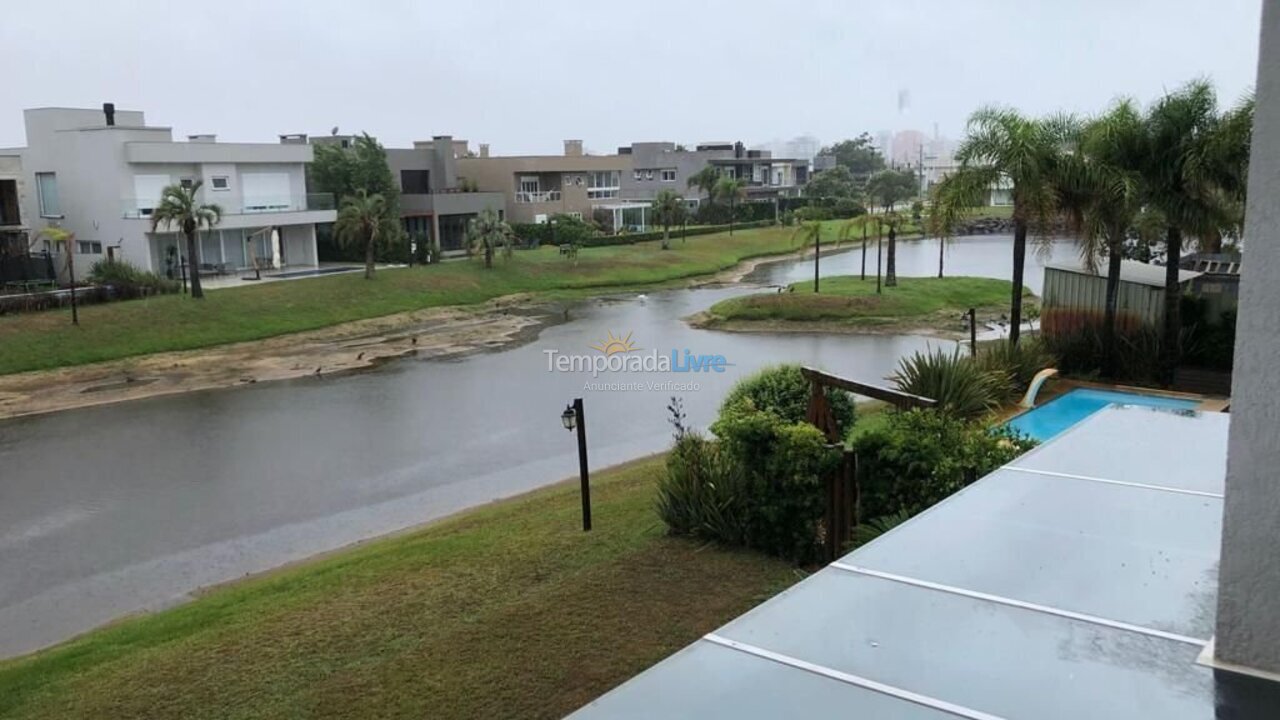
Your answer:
562,398 -> 591,531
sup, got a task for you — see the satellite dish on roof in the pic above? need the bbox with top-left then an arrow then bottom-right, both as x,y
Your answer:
331,126 -> 339,136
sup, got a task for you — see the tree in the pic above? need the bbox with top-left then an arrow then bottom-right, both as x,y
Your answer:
687,166 -> 722,208
334,190 -> 386,279
310,133 -> 404,262
793,221 -> 823,292
819,134 -> 886,178
714,177 -> 747,236
151,181 -> 223,299
1136,81 -> 1252,383
36,226 -> 78,324
933,108 -> 1077,346
925,188 -> 952,278
866,170 -> 917,288
1070,99 -> 1147,375
881,211 -> 906,287
466,208 -> 514,269
840,214 -> 881,281
804,165 -> 858,199
650,190 -> 687,250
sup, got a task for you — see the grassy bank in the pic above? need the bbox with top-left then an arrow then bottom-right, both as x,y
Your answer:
0,456 -> 798,720
699,275 -> 1026,335
0,224 -> 820,376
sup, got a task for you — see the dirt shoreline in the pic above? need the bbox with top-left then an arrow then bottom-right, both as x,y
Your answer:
0,246 -> 824,421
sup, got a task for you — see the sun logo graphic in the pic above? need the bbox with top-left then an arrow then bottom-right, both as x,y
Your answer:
590,331 -> 639,356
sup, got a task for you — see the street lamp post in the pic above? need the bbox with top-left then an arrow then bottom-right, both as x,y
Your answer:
561,398 -> 591,531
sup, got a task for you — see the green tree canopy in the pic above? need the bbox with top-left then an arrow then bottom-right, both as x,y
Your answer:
334,190 -> 387,279
650,189 -> 688,249
819,134 -> 886,177
311,133 -> 404,254
865,169 -> 918,211
804,165 -> 858,199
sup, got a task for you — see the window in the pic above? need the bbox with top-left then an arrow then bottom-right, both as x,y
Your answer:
519,176 -> 541,194
401,169 -> 431,194
211,176 -> 230,191
77,240 -> 103,254
133,174 -> 169,217
242,172 -> 293,212
36,172 -> 61,217
568,212 -> 583,220
180,177 -> 195,189
633,170 -> 643,181
661,169 -> 676,182
587,170 -> 619,199
645,170 -> 654,181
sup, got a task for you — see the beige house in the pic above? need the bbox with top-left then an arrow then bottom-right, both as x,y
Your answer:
457,140 -> 628,224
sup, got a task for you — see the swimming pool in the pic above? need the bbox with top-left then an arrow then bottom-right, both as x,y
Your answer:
1006,387 -> 1200,441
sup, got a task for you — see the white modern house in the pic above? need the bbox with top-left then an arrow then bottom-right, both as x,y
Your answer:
0,105 -> 335,280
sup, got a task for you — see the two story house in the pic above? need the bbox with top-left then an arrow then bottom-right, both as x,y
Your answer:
5,105 -> 335,280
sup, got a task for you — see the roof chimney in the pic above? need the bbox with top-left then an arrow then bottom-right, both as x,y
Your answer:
479,143 -> 490,158
564,139 -> 583,157
103,103 -> 115,127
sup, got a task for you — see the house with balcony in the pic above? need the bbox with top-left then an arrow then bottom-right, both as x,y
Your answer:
6,105 -> 335,280
387,136 -> 506,253
619,140 -> 807,207
457,140 -> 627,225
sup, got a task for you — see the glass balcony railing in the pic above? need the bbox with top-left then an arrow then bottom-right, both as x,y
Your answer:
515,190 -> 561,203
123,193 -> 336,218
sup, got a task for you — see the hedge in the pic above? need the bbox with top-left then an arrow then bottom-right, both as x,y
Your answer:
579,220 -> 775,247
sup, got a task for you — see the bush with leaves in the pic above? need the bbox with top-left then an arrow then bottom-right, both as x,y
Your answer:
851,409 -> 1036,520
711,400 -> 841,562
656,432 -> 747,544
88,259 -> 179,297
975,337 -> 1055,402
721,364 -> 856,431
890,347 -> 1006,418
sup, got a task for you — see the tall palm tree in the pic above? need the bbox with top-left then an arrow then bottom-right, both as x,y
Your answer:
838,214 -> 878,281
881,211 -> 906,287
687,166 -> 722,218
715,176 -> 747,236
334,189 -> 386,279
650,190 -> 687,250
1072,99 -> 1147,376
793,220 -> 823,292
466,208 -> 514,269
866,170 -> 916,287
151,181 -> 222,299
1137,81 -> 1252,383
36,226 -> 78,325
933,108 -> 1076,346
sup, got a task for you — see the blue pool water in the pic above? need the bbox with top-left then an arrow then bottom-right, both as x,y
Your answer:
1007,388 -> 1200,441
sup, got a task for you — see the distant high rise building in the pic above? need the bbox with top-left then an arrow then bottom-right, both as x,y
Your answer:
874,130 -> 893,160
891,129 -> 926,167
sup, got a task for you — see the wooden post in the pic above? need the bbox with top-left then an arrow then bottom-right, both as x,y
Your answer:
574,397 -> 591,532
969,307 -> 977,357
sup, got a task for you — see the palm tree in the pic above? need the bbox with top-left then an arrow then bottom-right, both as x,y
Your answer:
867,170 -> 917,287
151,181 -> 222,299
687,166 -> 722,216
838,215 -> 877,281
1071,99 -> 1147,376
933,108 -> 1077,346
715,177 -> 747,236
925,188 -> 953,278
1137,81 -> 1252,383
793,220 -> 823,292
334,190 -> 386,279
466,208 -> 514,269
651,190 -> 687,250
36,226 -> 78,325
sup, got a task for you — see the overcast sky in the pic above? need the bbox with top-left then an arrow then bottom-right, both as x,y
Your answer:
0,0 -> 1262,154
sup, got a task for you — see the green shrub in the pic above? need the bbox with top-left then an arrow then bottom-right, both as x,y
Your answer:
88,259 -> 179,297
851,409 -> 1036,520
975,337 -> 1055,402
890,347 -> 1006,418
510,214 -> 598,248
712,400 -> 841,563
1041,323 -> 1172,383
656,432 -> 746,544
720,364 -> 856,432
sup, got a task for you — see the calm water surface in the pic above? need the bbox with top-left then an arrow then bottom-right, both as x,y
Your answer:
0,233 -> 1081,656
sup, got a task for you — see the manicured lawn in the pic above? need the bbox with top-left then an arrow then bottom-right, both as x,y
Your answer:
0,225 -> 812,376
703,276 -> 1026,332
0,456 -> 799,720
